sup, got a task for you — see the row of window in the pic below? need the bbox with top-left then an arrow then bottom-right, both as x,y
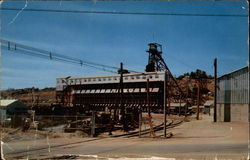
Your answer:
73,88 -> 160,94
58,75 -> 160,84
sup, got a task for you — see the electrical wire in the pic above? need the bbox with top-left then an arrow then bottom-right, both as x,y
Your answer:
1,39 -> 120,70
0,39 -> 137,73
1,8 -> 248,17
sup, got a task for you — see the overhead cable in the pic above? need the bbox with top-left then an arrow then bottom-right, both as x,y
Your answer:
1,8 -> 248,17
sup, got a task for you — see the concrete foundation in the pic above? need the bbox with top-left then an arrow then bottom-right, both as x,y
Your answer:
217,104 -> 249,122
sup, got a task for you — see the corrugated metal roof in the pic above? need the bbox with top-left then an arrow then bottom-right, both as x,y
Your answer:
218,66 -> 248,79
217,66 -> 249,104
0,99 -> 17,107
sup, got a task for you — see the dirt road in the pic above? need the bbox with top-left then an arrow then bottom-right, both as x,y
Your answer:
3,114 -> 249,160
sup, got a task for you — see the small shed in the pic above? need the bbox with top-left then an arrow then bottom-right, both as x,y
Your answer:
0,99 -> 28,121
169,102 -> 190,115
203,100 -> 214,114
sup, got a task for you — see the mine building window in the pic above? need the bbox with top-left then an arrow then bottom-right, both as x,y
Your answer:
84,79 -> 87,82
131,76 -> 135,80
98,78 -> 102,81
108,78 -> 112,81
88,79 -> 91,82
136,76 -> 140,79
155,75 -> 159,78
149,76 -> 153,79
124,77 -> 128,80
113,77 -> 117,80
103,78 -> 106,81
93,79 -> 96,81
142,76 -> 146,79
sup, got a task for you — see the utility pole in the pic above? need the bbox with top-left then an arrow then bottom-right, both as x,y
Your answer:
147,78 -> 150,115
120,63 -> 126,131
179,95 -> 181,116
139,107 -> 142,138
185,82 -> 189,117
214,58 -> 217,122
31,87 -> 34,109
196,81 -> 200,120
163,71 -> 167,138
91,110 -> 95,137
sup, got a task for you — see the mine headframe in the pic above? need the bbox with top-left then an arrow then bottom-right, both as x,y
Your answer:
145,43 -> 166,72
145,42 -> 184,99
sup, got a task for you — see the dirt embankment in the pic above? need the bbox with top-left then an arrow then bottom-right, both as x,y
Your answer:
1,88 -> 56,106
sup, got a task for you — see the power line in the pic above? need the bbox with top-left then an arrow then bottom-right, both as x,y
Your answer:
0,39 -> 137,73
2,39 -> 119,70
166,54 -> 195,70
2,0 -> 245,1
2,44 -> 117,73
1,8 -> 248,17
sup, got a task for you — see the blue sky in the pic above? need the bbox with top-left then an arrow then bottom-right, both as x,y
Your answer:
0,1 -> 249,89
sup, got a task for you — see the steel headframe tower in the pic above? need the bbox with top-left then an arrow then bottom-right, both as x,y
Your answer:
145,42 -> 182,94
145,43 -> 166,72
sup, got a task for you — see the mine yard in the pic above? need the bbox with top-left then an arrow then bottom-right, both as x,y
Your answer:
1,114 -> 248,160
0,42 -> 249,160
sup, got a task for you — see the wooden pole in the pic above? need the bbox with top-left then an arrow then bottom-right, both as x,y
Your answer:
139,108 -> 142,138
196,81 -> 200,120
147,78 -> 150,115
91,111 -> 95,137
120,63 -> 126,131
179,95 -> 181,116
164,71 -> 167,138
214,58 -> 217,122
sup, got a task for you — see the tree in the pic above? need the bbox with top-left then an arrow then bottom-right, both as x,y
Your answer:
178,69 -> 211,79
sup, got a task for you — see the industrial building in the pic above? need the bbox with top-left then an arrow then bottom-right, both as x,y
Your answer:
0,99 -> 28,121
56,43 -> 183,114
56,71 -> 167,111
217,66 -> 249,122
